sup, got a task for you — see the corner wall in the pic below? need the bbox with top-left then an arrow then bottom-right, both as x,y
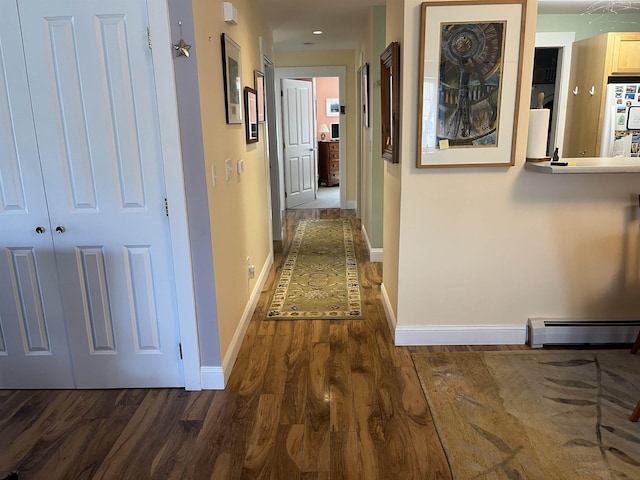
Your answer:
359,7 -> 386,258
382,0 -> 404,324
190,0 -> 274,371
394,0 -> 640,344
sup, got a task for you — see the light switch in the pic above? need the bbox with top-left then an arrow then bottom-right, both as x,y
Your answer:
237,159 -> 244,175
225,159 -> 233,181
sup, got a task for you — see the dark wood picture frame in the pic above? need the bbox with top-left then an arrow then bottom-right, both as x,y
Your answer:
244,86 -> 258,143
381,42 -> 400,163
221,33 -> 243,124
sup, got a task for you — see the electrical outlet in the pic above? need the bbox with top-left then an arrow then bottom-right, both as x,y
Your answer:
225,159 -> 233,181
246,256 -> 255,279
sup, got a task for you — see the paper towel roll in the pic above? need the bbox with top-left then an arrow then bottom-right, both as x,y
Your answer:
526,109 -> 550,159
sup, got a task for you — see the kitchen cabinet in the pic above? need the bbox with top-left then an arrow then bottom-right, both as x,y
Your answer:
563,32 -> 640,158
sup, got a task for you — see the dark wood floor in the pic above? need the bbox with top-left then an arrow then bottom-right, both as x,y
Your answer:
0,208 -> 528,480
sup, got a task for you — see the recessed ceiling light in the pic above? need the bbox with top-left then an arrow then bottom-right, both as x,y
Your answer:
313,30 -> 323,35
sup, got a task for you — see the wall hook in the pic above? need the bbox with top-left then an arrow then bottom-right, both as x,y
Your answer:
589,86 -> 595,96
573,86 -> 579,95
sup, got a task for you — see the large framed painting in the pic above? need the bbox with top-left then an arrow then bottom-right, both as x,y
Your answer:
416,0 -> 526,168
221,33 -> 243,124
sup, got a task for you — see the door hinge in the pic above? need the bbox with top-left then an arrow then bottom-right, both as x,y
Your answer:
147,27 -> 153,50
284,192 -> 287,198
164,198 -> 169,216
280,90 -> 283,97
179,343 -> 183,359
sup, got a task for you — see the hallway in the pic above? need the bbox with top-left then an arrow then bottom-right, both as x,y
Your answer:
0,208 -> 526,479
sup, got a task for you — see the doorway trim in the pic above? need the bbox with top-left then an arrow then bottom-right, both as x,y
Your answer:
149,0 -> 200,390
534,32 -> 575,157
272,66 -> 347,224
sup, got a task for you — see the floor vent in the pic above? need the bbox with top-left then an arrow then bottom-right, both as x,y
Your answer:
527,318 -> 640,348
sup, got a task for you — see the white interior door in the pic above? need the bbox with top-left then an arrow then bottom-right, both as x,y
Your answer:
0,0 -> 183,389
0,0 -> 75,388
282,79 -> 316,208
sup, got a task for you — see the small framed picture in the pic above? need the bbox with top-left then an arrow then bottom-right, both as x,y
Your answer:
244,87 -> 258,143
326,98 -> 340,117
254,70 -> 265,123
362,63 -> 370,128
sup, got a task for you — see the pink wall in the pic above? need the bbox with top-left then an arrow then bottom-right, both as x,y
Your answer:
316,77 -> 339,142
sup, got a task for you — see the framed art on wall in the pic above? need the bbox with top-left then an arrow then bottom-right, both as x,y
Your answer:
244,86 -> 258,143
326,98 -> 340,117
416,0 -> 526,168
254,70 -> 265,123
362,63 -> 370,128
381,42 -> 400,164
221,33 -> 242,124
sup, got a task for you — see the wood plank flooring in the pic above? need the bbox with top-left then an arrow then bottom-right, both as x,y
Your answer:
0,208 -> 528,479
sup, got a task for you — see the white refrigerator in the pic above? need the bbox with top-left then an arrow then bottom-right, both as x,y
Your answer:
600,79 -> 640,157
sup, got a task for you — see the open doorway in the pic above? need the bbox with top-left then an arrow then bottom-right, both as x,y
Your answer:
288,76 -> 341,210
533,32 -> 575,157
270,66 -> 347,241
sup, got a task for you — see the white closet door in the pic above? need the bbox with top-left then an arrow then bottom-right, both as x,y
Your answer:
0,0 -> 75,388
17,0 -> 184,388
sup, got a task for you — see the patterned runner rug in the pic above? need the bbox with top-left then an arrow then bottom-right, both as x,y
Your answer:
266,219 -> 364,320
413,350 -> 640,479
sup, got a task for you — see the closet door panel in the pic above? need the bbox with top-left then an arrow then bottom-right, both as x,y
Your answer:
18,0 -> 183,388
0,0 -> 75,388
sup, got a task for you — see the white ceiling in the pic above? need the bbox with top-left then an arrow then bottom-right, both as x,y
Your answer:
252,0 -> 635,51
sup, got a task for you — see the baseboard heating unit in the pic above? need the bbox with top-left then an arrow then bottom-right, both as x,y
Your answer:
527,318 -> 640,348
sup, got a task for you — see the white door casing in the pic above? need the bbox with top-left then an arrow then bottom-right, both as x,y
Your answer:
0,0 -> 187,388
282,79 -> 316,209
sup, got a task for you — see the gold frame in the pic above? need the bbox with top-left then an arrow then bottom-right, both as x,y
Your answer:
416,0 -> 526,168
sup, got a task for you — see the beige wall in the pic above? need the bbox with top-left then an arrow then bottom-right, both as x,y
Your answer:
192,0 -> 274,362
394,0 -> 640,333
276,50 -> 358,206
382,0 -> 404,319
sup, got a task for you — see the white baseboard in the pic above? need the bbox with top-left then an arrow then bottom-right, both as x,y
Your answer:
380,283 -> 397,341
200,366 -> 225,389
200,251 -> 273,390
347,200 -> 357,210
394,324 -> 527,346
362,225 -> 383,262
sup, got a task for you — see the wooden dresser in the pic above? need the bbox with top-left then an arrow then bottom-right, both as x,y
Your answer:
318,141 -> 339,187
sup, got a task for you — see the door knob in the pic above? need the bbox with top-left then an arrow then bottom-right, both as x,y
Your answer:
35,226 -> 46,234
55,226 -> 66,233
